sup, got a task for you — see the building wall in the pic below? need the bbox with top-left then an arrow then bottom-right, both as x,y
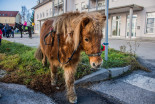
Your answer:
34,1 -> 53,33
109,0 -> 155,8
33,0 -> 155,38
0,17 -> 16,24
109,0 -> 155,38
15,13 -> 21,23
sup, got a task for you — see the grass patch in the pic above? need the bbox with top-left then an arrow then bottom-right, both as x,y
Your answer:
0,40 -> 148,94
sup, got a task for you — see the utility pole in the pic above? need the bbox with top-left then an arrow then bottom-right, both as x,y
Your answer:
105,0 -> 109,60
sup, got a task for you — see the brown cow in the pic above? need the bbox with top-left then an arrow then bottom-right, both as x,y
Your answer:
35,12 -> 106,103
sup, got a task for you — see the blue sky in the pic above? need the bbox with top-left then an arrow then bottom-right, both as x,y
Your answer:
0,0 -> 37,13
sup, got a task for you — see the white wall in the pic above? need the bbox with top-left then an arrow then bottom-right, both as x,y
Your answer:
15,13 -> 21,23
34,1 -> 53,33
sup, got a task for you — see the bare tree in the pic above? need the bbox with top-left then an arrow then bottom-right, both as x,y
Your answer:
26,10 -> 31,24
21,6 -> 27,23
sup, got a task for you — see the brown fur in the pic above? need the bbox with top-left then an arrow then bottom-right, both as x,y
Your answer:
35,12 -> 106,103
34,46 -> 43,61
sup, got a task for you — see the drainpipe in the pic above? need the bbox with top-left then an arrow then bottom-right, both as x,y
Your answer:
129,7 -> 133,39
105,0 -> 109,61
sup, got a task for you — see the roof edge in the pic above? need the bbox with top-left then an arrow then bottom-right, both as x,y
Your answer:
32,0 -> 52,9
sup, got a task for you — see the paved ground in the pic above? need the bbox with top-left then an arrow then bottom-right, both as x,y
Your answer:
0,82 -> 55,104
3,34 -> 40,48
89,39 -> 155,104
1,35 -> 155,104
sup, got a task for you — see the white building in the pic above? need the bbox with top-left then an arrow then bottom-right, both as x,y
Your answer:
32,0 -> 155,38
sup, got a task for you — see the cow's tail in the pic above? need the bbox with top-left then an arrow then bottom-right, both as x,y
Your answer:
34,46 -> 43,61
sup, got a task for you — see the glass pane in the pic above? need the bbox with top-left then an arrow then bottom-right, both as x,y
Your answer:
146,12 -> 155,33
126,15 -> 137,37
112,16 -> 121,36
147,12 -> 155,18
147,18 -> 154,27
112,20 -> 117,36
146,27 -> 154,33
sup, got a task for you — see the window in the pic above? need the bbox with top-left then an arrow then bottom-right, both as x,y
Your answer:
40,13 -> 42,18
98,0 -> 105,7
46,10 -> 48,17
146,12 -> 155,34
50,8 -> 52,15
42,12 -> 44,17
112,16 -> 121,36
81,2 -> 86,10
75,4 -> 78,11
37,14 -> 39,19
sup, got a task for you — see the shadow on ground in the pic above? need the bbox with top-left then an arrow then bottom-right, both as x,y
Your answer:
51,87 -> 123,104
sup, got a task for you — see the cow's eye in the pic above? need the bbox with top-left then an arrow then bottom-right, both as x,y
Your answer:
85,38 -> 89,42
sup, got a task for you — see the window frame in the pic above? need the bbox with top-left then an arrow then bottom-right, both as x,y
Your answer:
145,12 -> 155,34
111,15 -> 121,37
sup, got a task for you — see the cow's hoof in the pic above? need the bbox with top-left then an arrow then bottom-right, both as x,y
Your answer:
69,96 -> 77,104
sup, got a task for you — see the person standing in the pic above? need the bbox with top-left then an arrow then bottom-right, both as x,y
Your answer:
5,24 -> 10,38
2,27 -> 6,37
0,28 -> 2,45
11,26 -> 14,38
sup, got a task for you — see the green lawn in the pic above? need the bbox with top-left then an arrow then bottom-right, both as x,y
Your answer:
0,40 -> 148,94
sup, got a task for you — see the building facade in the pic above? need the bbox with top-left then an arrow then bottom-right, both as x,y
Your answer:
0,11 -> 21,26
33,0 -> 155,38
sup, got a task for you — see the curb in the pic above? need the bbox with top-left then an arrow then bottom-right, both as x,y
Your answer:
75,65 -> 131,85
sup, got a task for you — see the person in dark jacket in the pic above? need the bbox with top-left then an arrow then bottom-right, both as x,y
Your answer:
5,24 -> 10,38
0,28 -> 2,45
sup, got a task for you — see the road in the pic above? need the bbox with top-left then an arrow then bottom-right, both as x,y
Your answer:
89,39 -> 155,104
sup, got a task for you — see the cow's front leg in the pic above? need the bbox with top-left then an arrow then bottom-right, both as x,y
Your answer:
64,66 -> 77,103
50,64 -> 57,86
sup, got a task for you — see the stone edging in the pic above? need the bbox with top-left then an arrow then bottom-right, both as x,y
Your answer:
75,65 -> 131,85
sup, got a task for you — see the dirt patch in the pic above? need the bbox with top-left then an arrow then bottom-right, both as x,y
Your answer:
0,73 -> 66,94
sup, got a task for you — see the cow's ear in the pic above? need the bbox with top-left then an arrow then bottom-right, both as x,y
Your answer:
81,17 -> 90,28
73,17 -> 91,50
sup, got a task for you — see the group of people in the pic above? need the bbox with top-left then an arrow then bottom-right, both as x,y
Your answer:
0,21 -> 28,46
1,24 -> 14,38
